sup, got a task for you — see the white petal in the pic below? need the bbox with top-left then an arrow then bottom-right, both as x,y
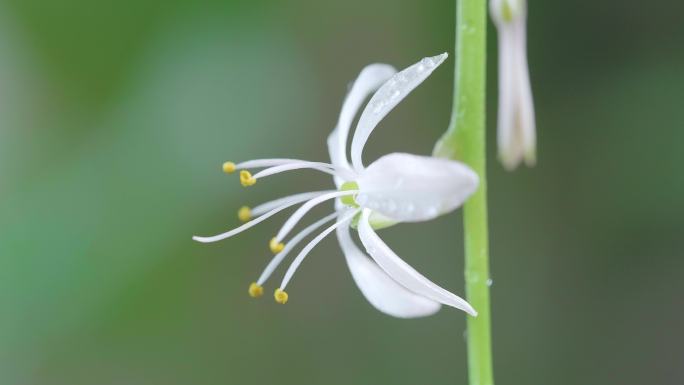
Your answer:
337,222 -> 440,318
328,64 -> 397,171
357,209 -> 476,316
356,153 -> 478,222
350,53 -> 448,171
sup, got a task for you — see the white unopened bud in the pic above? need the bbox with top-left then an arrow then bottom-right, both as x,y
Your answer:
491,0 -> 536,170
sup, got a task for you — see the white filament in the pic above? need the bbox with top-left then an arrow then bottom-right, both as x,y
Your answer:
251,161 -> 339,180
192,191 -> 325,243
274,190 -> 359,243
256,212 -> 338,285
251,191 -> 331,217
280,209 -> 359,289
235,158 -> 309,169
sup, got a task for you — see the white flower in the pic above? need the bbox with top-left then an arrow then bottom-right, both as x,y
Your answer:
491,0 -> 536,170
193,53 -> 479,318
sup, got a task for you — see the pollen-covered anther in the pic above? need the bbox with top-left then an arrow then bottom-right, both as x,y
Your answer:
274,288 -> 289,304
240,170 -> 256,187
238,206 -> 251,222
222,161 -> 236,174
269,237 -> 285,254
248,282 -> 264,298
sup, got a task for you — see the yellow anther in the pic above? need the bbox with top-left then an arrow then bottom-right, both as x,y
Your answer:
240,170 -> 256,187
222,161 -> 236,174
274,288 -> 289,304
269,237 -> 285,254
238,206 -> 252,222
248,282 -> 264,298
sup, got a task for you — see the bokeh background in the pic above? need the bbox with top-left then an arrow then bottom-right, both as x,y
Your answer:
2,0 -> 683,384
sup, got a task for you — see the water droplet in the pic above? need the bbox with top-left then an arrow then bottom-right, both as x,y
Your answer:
486,278 -> 493,287
425,206 -> 438,217
386,200 -> 397,212
391,90 -> 401,99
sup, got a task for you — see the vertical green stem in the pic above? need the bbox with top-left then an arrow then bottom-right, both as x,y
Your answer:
434,1 -> 493,385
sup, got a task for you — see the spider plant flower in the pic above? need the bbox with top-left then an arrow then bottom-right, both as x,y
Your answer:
193,53 -> 479,318
491,0 -> 536,170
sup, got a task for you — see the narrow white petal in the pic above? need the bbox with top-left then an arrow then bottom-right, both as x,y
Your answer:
251,191 -> 330,217
280,209 -> 359,289
275,190 -> 359,243
257,212 -> 338,285
356,153 -> 478,222
357,209 -> 477,315
328,64 -> 397,170
337,222 -> 441,318
350,53 -> 448,171
192,192 -> 328,243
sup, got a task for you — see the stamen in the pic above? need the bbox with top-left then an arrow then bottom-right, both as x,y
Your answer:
274,288 -> 289,304
251,162 -> 337,180
223,161 -> 236,174
274,190 -> 359,243
256,212 -> 338,286
235,158 -> 315,169
248,282 -> 264,298
269,237 -> 285,254
240,170 -> 256,187
238,206 -> 252,222
280,209 -> 359,289
192,192 -> 327,243
251,191 -> 331,217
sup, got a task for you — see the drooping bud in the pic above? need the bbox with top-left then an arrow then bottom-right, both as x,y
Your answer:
491,0 -> 536,170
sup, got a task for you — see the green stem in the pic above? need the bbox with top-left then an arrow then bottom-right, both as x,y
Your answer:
434,1 -> 493,385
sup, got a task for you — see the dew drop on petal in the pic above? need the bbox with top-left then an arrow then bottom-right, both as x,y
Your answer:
386,199 -> 397,212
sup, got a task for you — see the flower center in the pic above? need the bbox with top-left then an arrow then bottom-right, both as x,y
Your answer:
339,181 -> 360,207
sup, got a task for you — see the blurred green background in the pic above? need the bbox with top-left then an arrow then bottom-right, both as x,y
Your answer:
2,0 -> 683,384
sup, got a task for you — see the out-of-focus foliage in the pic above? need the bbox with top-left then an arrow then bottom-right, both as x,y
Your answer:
1,1 -> 683,384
